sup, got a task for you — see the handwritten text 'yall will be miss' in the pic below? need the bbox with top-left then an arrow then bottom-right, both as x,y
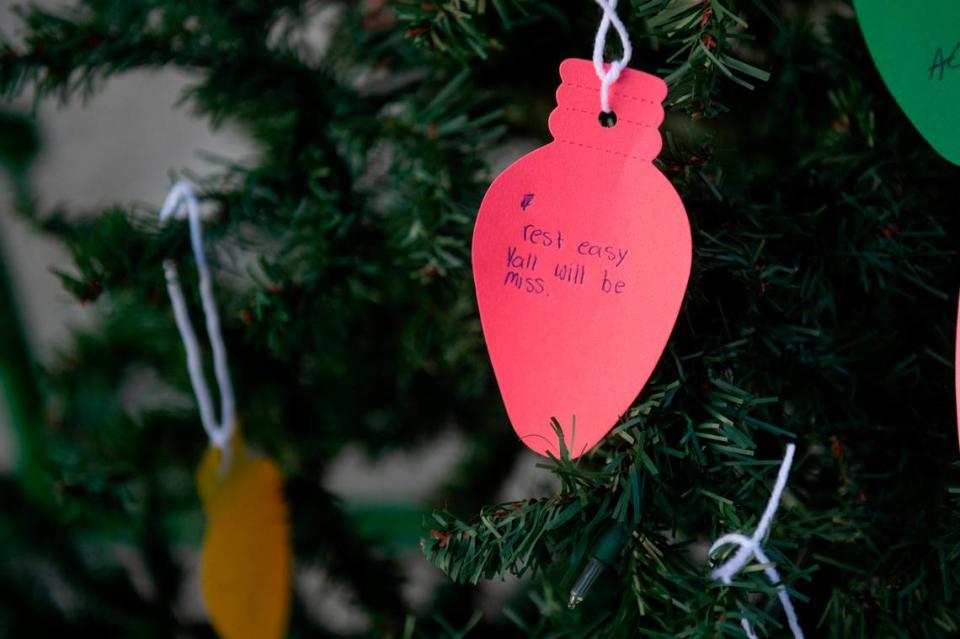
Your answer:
503,222 -> 629,296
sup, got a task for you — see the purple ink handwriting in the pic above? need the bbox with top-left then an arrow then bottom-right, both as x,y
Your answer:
503,223 -> 630,296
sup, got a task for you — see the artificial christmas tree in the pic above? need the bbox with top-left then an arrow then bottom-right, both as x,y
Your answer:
0,1 -> 958,637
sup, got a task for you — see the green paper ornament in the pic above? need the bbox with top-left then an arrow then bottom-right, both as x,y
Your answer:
854,0 -> 960,165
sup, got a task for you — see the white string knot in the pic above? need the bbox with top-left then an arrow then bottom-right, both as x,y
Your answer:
592,0 -> 633,114
159,182 -> 236,453
709,443 -> 804,639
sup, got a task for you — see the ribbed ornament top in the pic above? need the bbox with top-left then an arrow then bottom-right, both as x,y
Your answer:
548,58 -> 667,162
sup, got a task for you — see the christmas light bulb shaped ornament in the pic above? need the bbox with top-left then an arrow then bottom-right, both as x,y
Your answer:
472,58 -> 691,458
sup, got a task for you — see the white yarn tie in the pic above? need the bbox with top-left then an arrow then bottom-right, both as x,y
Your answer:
159,181 -> 236,452
709,444 -> 804,639
592,0 -> 633,114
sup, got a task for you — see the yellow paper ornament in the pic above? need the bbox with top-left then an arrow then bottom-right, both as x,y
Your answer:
197,435 -> 292,639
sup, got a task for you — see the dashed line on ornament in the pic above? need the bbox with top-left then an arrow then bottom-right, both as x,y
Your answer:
560,106 -> 656,128
561,82 -> 659,104
553,138 -> 646,161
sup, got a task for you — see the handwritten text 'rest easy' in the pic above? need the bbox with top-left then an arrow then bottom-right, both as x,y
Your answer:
521,224 -> 629,267
503,222 -> 630,297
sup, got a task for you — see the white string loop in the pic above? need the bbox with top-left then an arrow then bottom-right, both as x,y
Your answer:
708,444 -> 804,639
159,181 -> 236,451
592,0 -> 633,114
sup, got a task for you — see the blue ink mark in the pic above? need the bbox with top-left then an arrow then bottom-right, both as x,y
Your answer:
521,193 -> 535,210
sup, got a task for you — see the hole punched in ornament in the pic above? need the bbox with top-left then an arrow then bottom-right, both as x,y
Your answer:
598,110 -> 618,128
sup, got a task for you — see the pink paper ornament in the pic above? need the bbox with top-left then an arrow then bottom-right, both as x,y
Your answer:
472,59 -> 691,458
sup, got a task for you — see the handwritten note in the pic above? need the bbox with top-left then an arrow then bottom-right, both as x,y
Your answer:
929,42 -> 960,81
502,220 -> 629,297
472,59 -> 692,460
855,0 -> 960,164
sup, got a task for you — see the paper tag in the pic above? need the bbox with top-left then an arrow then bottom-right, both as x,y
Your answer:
197,437 -> 291,639
472,59 -> 691,458
854,0 -> 960,164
